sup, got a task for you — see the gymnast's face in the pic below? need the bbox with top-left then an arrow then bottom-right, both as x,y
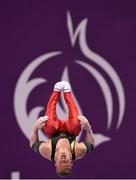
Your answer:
55,152 -> 73,176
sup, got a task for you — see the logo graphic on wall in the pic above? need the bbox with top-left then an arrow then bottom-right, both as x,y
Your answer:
14,12 -> 126,146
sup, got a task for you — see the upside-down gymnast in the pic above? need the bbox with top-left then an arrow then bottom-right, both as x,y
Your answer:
30,81 -> 95,177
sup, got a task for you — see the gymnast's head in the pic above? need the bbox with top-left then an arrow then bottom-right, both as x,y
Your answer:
54,150 -> 73,177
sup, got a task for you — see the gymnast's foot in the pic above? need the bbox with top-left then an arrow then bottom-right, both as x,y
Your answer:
54,81 -> 71,92
62,81 -> 71,92
54,81 -> 65,92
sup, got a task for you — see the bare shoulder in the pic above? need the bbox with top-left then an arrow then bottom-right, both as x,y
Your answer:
75,142 -> 87,160
39,141 -> 52,161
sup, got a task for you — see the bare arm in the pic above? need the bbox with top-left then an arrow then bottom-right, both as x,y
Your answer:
75,115 -> 95,160
30,116 -> 48,149
30,116 -> 52,161
30,125 -> 39,148
84,123 -> 95,147
78,115 -> 95,146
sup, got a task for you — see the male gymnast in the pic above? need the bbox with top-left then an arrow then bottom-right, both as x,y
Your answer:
30,81 -> 95,176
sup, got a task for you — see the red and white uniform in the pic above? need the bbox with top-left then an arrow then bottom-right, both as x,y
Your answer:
43,91 -> 81,138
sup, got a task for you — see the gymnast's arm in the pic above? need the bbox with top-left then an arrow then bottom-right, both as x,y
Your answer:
30,116 -> 51,160
75,115 -> 95,160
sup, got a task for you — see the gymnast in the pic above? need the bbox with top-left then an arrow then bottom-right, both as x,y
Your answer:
30,81 -> 95,176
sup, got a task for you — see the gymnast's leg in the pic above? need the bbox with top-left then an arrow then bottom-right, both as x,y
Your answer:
63,82 -> 81,136
43,82 -> 64,138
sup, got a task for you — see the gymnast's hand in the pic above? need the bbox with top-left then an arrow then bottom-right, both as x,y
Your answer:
34,116 -> 48,130
77,115 -> 91,131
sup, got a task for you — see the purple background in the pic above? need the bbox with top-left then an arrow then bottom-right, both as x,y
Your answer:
0,0 -> 136,178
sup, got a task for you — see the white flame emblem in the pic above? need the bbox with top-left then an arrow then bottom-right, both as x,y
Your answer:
14,12 -> 125,147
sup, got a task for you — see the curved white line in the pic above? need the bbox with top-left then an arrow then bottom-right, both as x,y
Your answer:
67,12 -> 125,129
14,51 -> 62,139
76,60 -> 113,129
79,26 -> 125,129
94,133 -> 111,147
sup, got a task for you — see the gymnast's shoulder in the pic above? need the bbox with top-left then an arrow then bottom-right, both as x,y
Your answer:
39,140 -> 52,161
75,141 -> 95,160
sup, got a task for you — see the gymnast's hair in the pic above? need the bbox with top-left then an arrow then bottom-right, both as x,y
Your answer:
56,168 -> 72,177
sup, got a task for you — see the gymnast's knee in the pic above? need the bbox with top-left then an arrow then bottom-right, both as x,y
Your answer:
70,123 -> 81,136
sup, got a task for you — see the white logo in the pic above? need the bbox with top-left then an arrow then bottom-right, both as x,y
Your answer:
13,12 -> 126,147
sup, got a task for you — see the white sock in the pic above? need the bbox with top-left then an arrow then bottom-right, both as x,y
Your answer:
62,81 -> 71,92
54,81 -> 64,91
